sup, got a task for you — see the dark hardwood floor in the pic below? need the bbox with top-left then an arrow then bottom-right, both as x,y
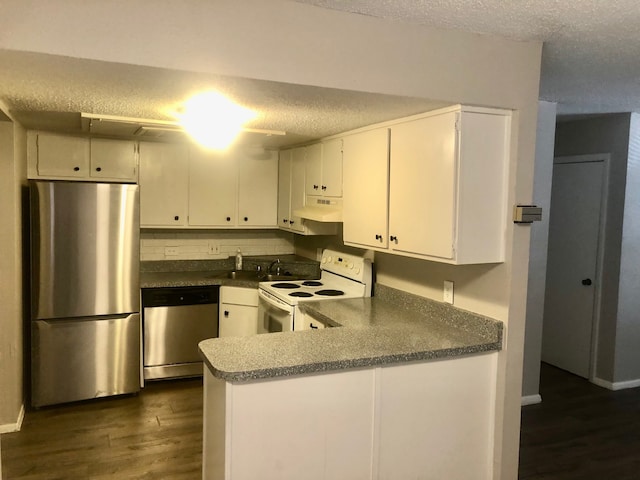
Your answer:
5,365 -> 640,479
1,378 -> 203,480
519,362 -> 640,479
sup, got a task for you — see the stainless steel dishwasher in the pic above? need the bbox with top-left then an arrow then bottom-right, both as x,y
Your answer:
142,286 -> 219,380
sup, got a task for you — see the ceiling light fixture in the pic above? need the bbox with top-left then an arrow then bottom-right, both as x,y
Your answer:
175,91 -> 258,150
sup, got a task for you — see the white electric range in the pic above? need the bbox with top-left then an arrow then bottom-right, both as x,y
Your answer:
257,249 -> 373,332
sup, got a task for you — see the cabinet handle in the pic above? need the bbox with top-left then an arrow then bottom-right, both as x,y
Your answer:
174,216 -> 180,221
375,234 -> 382,241
73,166 -> 80,172
309,323 -> 318,329
390,235 -> 398,243
289,220 -> 295,225
283,218 -> 288,224
244,217 -> 248,222
224,311 -> 229,317
95,167 -> 102,172
321,185 -> 327,191
226,217 -> 231,222
313,184 -> 319,190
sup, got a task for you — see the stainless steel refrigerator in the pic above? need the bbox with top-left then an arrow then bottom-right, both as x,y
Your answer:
30,180 -> 141,407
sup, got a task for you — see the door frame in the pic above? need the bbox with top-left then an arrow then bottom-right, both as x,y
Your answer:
551,153 -> 609,381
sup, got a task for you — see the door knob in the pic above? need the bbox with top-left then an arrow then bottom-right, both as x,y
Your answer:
582,278 -> 592,286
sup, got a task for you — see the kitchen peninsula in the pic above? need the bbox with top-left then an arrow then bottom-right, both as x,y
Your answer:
199,284 -> 503,480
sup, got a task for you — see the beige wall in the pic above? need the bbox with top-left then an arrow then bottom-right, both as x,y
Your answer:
0,1 -> 542,477
522,101 -> 557,399
0,115 -> 26,430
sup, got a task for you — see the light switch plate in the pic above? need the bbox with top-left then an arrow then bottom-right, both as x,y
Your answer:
443,280 -> 454,304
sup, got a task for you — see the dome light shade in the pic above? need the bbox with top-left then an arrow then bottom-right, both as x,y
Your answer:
178,91 -> 257,149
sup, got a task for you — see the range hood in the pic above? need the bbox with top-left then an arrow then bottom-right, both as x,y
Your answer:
294,197 -> 343,222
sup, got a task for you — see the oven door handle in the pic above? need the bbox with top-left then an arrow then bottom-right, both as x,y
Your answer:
258,289 -> 292,312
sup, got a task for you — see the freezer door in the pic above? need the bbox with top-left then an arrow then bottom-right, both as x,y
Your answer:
30,181 -> 139,319
31,314 -> 141,407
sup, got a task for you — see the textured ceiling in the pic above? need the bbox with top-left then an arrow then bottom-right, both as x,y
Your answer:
293,0 -> 640,114
1,0 -> 636,145
0,49 -> 445,148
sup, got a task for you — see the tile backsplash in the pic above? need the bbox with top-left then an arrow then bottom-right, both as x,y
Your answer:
140,230 -> 295,261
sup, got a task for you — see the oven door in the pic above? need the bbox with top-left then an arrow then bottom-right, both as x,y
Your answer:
257,289 -> 295,333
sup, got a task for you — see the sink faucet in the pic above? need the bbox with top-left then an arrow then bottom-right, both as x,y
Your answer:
268,259 -> 281,275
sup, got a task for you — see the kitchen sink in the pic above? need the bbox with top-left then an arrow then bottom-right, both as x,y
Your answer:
212,271 -> 303,282
225,271 -> 262,280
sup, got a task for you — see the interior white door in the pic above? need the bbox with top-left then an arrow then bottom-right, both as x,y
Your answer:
542,158 -> 604,378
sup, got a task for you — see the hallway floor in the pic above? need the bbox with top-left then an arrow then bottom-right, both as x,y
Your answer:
519,363 -> 640,479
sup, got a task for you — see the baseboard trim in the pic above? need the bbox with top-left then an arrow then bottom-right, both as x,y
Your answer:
0,404 -> 25,434
592,376 -> 640,391
521,394 -> 542,406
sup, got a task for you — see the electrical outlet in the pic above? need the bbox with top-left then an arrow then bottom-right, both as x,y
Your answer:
208,242 -> 220,254
443,280 -> 454,304
164,246 -> 179,256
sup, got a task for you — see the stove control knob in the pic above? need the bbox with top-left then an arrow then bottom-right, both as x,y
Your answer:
349,264 -> 354,269
326,256 -> 332,263
355,268 -> 361,274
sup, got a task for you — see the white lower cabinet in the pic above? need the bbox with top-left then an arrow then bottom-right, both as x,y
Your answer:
203,352 -> 497,480
343,105 -> 511,264
218,287 -> 259,337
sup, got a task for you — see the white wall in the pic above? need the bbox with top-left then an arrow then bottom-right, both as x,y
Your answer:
521,101 -> 557,400
0,1 -> 542,477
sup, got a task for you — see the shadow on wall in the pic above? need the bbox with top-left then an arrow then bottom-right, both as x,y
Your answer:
373,252 -> 507,319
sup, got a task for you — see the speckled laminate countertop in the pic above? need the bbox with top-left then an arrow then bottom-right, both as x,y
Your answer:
140,255 -> 320,289
198,284 -> 503,383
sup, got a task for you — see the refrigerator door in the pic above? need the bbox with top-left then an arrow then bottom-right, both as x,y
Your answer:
30,181 -> 139,320
31,314 -> 141,407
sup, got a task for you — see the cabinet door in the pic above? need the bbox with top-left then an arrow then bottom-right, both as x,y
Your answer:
304,143 -> 322,196
389,113 -> 457,259
189,147 -> 237,227
343,128 -> 390,248
238,151 -> 278,227
277,150 -> 292,230
219,303 -> 258,337
289,147 -> 306,233
321,138 -> 343,197
90,138 -> 137,181
36,133 -> 89,178
139,142 -> 189,227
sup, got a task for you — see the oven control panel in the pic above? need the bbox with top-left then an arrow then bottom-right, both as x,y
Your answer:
320,249 -> 372,283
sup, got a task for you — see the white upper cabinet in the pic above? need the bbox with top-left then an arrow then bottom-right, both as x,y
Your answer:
277,148 -> 306,233
305,139 -> 343,198
28,132 -> 137,182
189,147 -> 237,227
139,142 -> 189,227
343,105 -> 510,264
279,146 -> 338,236
238,151 -> 278,227
90,138 -> 137,181
389,112 -> 458,260
140,143 -> 278,229
342,127 -> 390,249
